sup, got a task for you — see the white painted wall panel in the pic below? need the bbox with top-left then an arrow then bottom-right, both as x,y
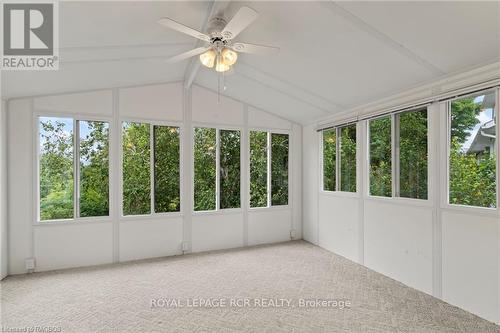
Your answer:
34,222 -> 113,272
7,99 -> 33,274
192,85 -> 244,126
291,124 -> 303,239
248,209 -> 291,246
34,90 -> 112,116
364,200 -> 433,294
192,213 -> 244,252
248,106 -> 292,130
119,218 -> 183,261
442,211 -> 499,323
302,124 -> 318,244
318,194 -> 359,262
119,83 -> 183,121
1,100 -> 7,279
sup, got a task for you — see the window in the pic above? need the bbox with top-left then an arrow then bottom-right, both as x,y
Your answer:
193,127 -> 217,211
271,133 -> 289,205
39,117 -> 74,220
249,131 -> 268,208
220,130 -> 241,209
122,122 -> 181,216
249,131 -> 289,207
369,116 -> 392,197
321,125 -> 356,193
449,90 -> 496,208
322,129 -> 336,191
122,122 -> 151,215
340,124 -> 356,192
79,121 -> 110,217
38,117 -> 110,221
368,110 -> 428,199
397,109 -> 428,199
193,127 -> 241,211
154,126 -> 181,213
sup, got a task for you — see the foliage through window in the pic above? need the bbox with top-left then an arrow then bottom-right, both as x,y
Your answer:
340,125 -> 356,192
39,117 -> 110,221
398,109 -> 428,199
79,121 -> 110,217
193,127 -> 217,211
249,131 -> 268,208
322,129 -> 336,191
194,127 -> 242,211
271,133 -> 289,206
39,117 -> 74,220
122,122 -> 151,215
220,130 -> 241,209
369,116 -> 392,197
249,131 -> 289,207
449,91 -> 496,208
154,126 -> 180,213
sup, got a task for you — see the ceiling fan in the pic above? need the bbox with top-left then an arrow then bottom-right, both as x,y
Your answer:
158,6 -> 279,73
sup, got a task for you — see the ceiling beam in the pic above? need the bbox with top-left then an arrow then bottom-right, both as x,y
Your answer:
324,1 -> 445,76
183,1 -> 230,89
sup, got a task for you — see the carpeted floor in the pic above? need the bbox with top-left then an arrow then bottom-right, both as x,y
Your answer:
1,241 -> 499,332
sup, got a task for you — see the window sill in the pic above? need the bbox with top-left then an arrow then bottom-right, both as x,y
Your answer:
120,212 -> 183,222
364,195 -> 433,208
34,216 -> 112,226
320,190 -> 359,199
441,203 -> 499,217
248,205 -> 291,212
192,208 -> 243,216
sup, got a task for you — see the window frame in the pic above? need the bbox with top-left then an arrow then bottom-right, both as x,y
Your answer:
192,124 -> 243,214
248,128 -> 291,211
34,112 -> 113,224
120,118 -> 183,219
366,108 -> 430,203
320,123 -> 358,195
444,88 -> 499,213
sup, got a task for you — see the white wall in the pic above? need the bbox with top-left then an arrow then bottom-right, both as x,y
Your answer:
6,82 -> 301,275
1,100 -> 7,279
303,91 -> 500,324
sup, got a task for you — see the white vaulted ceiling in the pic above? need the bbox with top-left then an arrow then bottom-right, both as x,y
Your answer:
3,1 -> 500,124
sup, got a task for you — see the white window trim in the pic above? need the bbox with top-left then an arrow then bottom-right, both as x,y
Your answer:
34,112 -> 113,225
120,118 -> 183,220
248,130 -> 291,210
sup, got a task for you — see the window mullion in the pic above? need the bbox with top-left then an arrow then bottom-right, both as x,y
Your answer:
336,127 -> 341,191
394,114 -> 401,197
74,119 -> 80,219
216,129 -> 221,211
267,132 -> 271,207
391,114 -> 397,198
150,124 -> 155,214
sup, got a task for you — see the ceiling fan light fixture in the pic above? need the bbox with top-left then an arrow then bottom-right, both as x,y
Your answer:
221,48 -> 238,66
215,59 -> 231,73
199,49 -> 216,68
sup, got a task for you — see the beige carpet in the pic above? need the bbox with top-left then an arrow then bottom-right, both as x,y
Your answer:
1,241 -> 499,333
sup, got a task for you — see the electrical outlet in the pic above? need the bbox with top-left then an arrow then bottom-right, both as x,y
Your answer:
290,229 -> 296,240
181,241 -> 190,252
25,258 -> 36,270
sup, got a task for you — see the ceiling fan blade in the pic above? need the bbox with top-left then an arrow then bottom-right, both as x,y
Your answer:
221,7 -> 258,40
166,47 -> 210,64
231,42 -> 279,55
158,17 -> 210,42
